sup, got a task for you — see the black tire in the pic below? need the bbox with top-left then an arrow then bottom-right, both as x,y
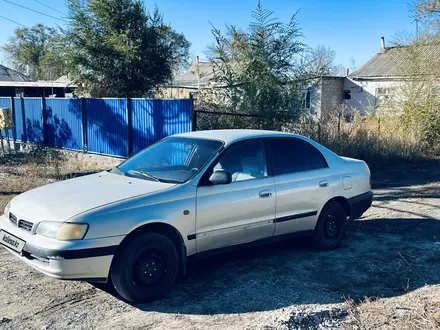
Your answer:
313,201 -> 347,250
111,232 -> 179,303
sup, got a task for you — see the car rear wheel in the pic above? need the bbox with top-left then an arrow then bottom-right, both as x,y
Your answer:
111,232 -> 179,303
313,201 -> 347,250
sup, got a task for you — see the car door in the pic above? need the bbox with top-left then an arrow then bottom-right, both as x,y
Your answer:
266,138 -> 332,236
195,139 -> 276,253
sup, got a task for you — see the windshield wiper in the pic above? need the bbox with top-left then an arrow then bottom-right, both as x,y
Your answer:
127,170 -> 182,184
128,170 -> 161,182
112,166 -> 127,176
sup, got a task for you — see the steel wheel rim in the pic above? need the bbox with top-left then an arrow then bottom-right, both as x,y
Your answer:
324,212 -> 341,239
133,250 -> 167,286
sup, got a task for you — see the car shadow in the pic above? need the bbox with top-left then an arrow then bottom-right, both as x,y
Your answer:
372,158 -> 440,189
94,216 -> 440,315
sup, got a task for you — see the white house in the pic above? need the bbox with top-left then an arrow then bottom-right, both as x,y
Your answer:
342,39 -> 440,116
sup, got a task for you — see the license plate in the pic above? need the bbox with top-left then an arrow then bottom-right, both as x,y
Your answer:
0,230 -> 25,253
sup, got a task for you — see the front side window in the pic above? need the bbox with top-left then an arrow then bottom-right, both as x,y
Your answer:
268,138 -> 328,175
213,140 -> 268,182
116,137 -> 223,183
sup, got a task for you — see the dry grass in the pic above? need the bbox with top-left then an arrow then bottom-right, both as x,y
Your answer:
0,146 -> 120,212
341,286 -> 440,330
292,114 -> 428,168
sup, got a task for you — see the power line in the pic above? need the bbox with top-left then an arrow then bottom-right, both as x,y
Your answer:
1,0 -> 68,23
0,15 -> 26,27
32,0 -> 66,16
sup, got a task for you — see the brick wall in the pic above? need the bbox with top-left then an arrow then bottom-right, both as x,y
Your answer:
320,77 -> 344,118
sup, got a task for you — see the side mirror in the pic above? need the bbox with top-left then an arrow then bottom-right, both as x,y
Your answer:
209,170 -> 232,185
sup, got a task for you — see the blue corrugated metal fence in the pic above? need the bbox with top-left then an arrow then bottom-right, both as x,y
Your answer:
45,98 -> 83,150
0,97 -> 192,157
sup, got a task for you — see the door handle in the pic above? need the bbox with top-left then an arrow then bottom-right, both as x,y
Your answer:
259,191 -> 273,198
319,180 -> 329,188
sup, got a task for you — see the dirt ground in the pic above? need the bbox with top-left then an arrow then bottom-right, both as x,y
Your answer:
0,151 -> 439,330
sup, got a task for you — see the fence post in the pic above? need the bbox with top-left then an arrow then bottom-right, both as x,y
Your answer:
0,130 -> 4,154
318,121 -> 322,143
81,98 -> 88,153
126,97 -> 132,157
337,112 -> 341,136
190,94 -> 196,131
10,97 -> 16,143
5,129 -> 11,154
20,97 -> 26,142
41,96 -> 47,146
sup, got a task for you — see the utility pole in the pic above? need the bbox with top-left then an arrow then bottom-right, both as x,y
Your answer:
416,18 -> 419,41
50,68 -> 54,96
413,18 -> 420,41
196,56 -> 200,90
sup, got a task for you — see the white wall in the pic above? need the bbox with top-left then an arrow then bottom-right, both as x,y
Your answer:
343,78 -> 403,115
310,83 -> 322,117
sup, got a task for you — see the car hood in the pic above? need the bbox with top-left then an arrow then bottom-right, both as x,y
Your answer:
10,171 -> 176,222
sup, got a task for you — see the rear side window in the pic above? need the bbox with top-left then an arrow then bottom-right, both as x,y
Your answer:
268,138 -> 328,175
309,145 -> 328,169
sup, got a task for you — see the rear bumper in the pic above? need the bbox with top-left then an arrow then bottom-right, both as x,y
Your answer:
348,190 -> 373,220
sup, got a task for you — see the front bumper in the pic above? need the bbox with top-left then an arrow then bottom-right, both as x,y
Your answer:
0,214 -> 125,281
348,190 -> 373,220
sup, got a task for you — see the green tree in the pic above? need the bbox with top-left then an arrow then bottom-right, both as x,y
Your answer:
199,1 -> 307,130
66,0 -> 190,97
2,24 -> 67,80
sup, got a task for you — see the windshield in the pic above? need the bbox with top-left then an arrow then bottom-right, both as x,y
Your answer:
115,137 -> 223,183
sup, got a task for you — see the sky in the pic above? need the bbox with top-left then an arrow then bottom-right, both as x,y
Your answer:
0,0 -> 416,70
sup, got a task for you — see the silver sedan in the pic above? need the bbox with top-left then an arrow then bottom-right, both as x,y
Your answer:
0,130 -> 372,302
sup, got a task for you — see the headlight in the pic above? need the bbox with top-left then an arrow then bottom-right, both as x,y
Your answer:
4,202 -> 11,219
36,222 -> 89,240
57,223 -> 89,240
36,222 -> 61,239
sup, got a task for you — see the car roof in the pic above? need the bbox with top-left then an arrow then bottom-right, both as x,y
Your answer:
174,129 -> 299,145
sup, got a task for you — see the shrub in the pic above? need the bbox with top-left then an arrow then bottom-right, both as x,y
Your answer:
290,113 -> 427,168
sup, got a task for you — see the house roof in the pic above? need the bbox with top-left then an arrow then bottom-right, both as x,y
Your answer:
0,81 -> 76,88
0,65 -> 32,82
54,75 -> 71,83
172,61 -> 215,88
350,44 -> 440,79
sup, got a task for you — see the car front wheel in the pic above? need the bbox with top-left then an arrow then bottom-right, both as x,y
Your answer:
111,232 -> 179,303
313,201 -> 347,250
